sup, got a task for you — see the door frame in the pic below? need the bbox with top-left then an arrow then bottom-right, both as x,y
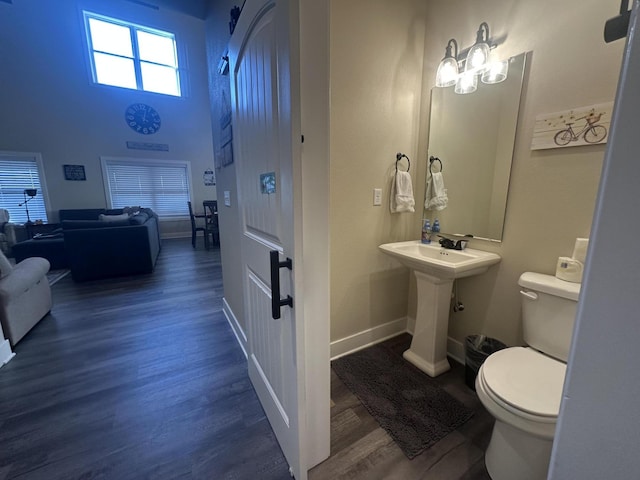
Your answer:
298,0 -> 330,469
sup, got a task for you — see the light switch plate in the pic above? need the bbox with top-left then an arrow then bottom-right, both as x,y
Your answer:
373,188 -> 382,206
224,191 -> 231,207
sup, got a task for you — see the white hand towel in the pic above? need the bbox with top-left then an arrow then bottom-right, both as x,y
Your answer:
390,171 -> 415,213
424,171 -> 448,211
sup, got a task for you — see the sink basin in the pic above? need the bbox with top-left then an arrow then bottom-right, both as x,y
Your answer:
378,240 -> 501,279
379,240 -> 501,377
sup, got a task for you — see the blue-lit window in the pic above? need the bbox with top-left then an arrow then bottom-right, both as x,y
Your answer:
84,12 -> 181,97
0,154 -> 48,224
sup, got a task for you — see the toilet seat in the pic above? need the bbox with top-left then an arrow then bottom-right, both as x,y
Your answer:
481,347 -> 566,420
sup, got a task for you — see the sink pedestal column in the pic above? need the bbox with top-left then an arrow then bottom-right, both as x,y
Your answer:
403,270 -> 453,377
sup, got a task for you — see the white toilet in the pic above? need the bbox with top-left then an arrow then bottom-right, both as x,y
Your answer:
475,272 -> 580,480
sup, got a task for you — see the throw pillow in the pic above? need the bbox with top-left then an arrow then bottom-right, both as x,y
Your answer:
123,206 -> 142,215
99,213 -> 130,222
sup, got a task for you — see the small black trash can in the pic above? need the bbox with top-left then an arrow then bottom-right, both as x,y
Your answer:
465,334 -> 507,390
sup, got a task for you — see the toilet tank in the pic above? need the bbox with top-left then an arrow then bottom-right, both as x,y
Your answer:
518,272 -> 581,362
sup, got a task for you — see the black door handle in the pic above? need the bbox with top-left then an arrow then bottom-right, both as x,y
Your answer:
270,250 -> 293,319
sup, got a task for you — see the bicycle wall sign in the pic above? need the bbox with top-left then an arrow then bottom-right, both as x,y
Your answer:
531,102 -> 613,150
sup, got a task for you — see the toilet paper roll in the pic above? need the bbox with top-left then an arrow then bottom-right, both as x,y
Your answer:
572,238 -> 589,264
556,256 -> 584,283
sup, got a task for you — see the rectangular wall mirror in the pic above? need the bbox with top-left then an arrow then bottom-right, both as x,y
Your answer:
425,51 -> 528,242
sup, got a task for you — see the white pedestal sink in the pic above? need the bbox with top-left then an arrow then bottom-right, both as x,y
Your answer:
379,240 -> 501,377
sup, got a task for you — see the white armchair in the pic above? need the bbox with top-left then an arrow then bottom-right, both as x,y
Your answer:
0,250 -> 52,346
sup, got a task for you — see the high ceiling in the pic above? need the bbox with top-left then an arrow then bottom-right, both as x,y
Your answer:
126,0 -> 210,19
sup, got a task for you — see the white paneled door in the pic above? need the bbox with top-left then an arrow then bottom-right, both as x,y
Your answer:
229,0 -> 309,478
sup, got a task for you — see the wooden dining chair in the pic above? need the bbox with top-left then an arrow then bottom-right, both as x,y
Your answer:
188,201 -> 206,248
203,200 -> 219,249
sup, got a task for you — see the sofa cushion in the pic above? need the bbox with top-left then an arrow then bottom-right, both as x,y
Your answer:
128,212 -> 150,225
99,213 -> 130,222
140,208 -> 158,219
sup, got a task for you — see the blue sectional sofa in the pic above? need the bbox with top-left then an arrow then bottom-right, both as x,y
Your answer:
59,208 -> 161,282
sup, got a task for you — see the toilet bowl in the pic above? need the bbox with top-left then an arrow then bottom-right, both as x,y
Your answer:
476,347 -> 566,480
476,272 -> 580,480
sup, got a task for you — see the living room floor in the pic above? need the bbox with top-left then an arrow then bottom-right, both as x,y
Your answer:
0,238 -> 291,480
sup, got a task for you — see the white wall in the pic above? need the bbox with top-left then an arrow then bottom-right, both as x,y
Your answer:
330,0 -> 427,343
550,4 -> 640,477
0,0 -> 215,238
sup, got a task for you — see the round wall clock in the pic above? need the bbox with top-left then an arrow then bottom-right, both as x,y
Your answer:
125,103 -> 161,135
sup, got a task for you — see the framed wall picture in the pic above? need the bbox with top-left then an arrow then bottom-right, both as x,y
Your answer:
531,102 -> 614,150
63,164 -> 86,181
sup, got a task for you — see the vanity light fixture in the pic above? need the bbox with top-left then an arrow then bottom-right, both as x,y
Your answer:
465,22 -> 491,73
435,39 -> 459,87
435,22 -> 508,93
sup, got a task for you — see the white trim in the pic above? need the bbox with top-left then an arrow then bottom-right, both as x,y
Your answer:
160,232 -> 191,240
300,0 -> 330,470
447,336 -> 465,366
223,298 -> 247,358
0,339 -> 15,368
330,317 -> 408,360
330,317 -> 466,366
251,353 -> 289,426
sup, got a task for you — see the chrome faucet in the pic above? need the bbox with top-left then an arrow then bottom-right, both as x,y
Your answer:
438,235 -> 468,251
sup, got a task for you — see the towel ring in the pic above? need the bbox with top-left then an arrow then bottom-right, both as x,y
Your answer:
429,156 -> 443,174
396,153 -> 410,173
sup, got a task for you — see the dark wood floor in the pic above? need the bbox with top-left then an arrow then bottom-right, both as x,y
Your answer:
0,238 -> 494,480
310,335 -> 494,480
0,238 -> 290,480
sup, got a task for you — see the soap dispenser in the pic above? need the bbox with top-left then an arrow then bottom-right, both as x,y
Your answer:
421,219 -> 431,244
432,219 -> 440,234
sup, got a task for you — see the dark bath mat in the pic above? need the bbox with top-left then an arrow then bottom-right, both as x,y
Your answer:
332,342 -> 474,459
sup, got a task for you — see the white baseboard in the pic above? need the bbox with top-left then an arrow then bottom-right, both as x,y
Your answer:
223,298 -> 248,358
447,337 -> 465,366
330,317 -> 408,360
0,339 -> 15,368
160,232 -> 191,240
336,316 -> 465,365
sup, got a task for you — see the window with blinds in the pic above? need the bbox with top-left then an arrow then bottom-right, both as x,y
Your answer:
0,155 -> 48,224
101,158 -> 191,217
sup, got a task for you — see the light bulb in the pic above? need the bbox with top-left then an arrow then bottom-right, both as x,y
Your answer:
436,57 -> 459,87
465,43 -> 490,73
481,60 -> 509,84
455,71 -> 477,94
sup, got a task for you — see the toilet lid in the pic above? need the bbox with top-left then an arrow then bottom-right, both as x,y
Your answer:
482,347 -> 566,417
